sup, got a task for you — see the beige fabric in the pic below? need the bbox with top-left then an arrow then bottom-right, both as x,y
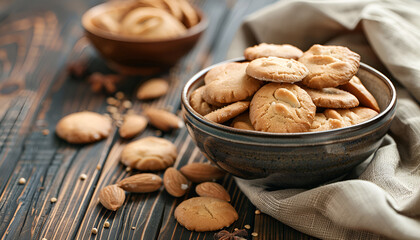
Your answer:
229,0 -> 420,239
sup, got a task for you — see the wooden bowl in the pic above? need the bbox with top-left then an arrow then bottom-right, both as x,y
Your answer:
82,1 -> 208,75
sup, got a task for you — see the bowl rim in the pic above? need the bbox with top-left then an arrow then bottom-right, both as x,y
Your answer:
81,1 -> 208,43
181,58 -> 397,138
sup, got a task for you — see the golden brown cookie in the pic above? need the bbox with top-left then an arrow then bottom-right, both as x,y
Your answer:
249,83 -> 316,133
204,101 -> 250,124
119,114 -> 148,139
298,44 -> 360,89
120,136 -> 177,171
137,78 -> 169,100
324,107 -> 379,126
230,111 -> 254,130
189,86 -> 217,116
244,43 -> 304,60
246,57 -> 308,83
302,87 -> 359,108
202,62 -> 262,105
174,197 -> 238,232
310,113 -> 345,132
339,76 -> 380,112
56,111 -> 112,144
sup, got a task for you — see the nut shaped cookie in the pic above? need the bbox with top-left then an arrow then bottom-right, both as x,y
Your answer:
310,113 -> 346,132
246,57 -> 308,83
174,197 -> 238,231
298,44 -> 360,89
56,111 -> 112,144
202,62 -> 263,105
120,136 -> 177,171
250,83 -> 316,133
324,107 -> 379,126
244,43 -> 304,60
302,87 -> 359,108
339,76 -> 380,112
189,86 -> 217,115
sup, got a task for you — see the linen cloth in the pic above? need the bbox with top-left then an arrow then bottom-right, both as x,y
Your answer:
227,0 -> 420,239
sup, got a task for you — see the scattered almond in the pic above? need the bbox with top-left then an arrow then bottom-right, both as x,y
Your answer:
144,108 -> 183,131
195,182 -> 230,202
137,78 -> 169,100
117,173 -> 162,193
119,114 -> 148,139
163,167 -> 189,197
99,185 -> 126,211
180,163 -> 226,183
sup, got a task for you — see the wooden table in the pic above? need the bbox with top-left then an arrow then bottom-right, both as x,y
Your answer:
0,0 -> 317,239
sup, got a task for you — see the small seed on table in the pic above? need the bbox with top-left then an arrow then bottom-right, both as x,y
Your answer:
18,178 -> 26,185
244,224 -> 251,229
115,92 -> 124,100
42,129 -> 50,135
91,228 -> 98,234
252,232 -> 258,237
96,165 -> 102,170
80,174 -> 87,180
255,209 -> 261,215
104,221 -> 110,228
131,226 -> 136,230
50,197 -> 57,203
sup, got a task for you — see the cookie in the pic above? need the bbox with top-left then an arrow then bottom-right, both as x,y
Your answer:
298,44 -> 360,89
230,111 -> 254,130
302,87 -> 359,108
189,86 -> 217,115
202,62 -> 262,105
56,111 -> 112,144
204,101 -> 250,124
119,114 -> 148,139
137,78 -> 169,100
120,136 -> 177,171
324,107 -> 379,126
310,113 -> 345,132
249,83 -> 316,133
246,57 -> 308,83
244,43 -> 304,60
339,76 -> 380,112
174,197 -> 238,232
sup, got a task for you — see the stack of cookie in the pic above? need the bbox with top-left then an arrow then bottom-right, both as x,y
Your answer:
190,43 -> 380,133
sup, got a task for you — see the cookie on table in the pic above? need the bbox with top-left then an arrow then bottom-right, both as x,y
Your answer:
174,197 -> 238,232
204,101 -> 250,124
324,107 -> 379,126
310,113 -> 345,132
339,76 -> 380,112
298,44 -> 360,89
120,136 -> 177,171
56,111 -> 112,144
244,43 -> 304,60
249,83 -> 316,133
202,62 -> 263,106
189,86 -> 217,115
246,57 -> 308,83
302,87 -> 359,108
230,111 -> 254,130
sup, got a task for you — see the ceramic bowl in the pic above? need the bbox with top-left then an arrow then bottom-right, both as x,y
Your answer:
181,58 -> 397,188
82,1 -> 208,75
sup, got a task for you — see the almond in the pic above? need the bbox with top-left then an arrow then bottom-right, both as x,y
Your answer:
119,114 -> 148,139
164,167 -> 189,197
180,163 -> 226,183
117,173 -> 162,193
195,182 -> 230,202
99,185 -> 126,211
137,78 -> 169,100
144,108 -> 183,131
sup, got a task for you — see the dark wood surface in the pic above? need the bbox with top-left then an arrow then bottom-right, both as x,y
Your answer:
0,0 -> 317,239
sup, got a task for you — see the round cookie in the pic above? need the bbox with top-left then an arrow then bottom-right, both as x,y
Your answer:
244,43 -> 304,60
120,136 -> 177,171
202,62 -> 263,106
298,44 -> 360,89
174,197 -> 238,232
310,113 -> 345,132
339,76 -> 380,112
246,57 -> 308,83
56,111 -> 112,144
230,111 -> 254,130
189,86 -> 217,116
249,83 -> 316,133
204,101 -> 250,124
302,87 -> 359,108
324,107 -> 379,126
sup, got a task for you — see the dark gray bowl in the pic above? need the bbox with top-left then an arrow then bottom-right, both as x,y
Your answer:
181,58 -> 396,188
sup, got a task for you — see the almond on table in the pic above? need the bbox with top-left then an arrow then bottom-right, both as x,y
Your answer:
180,162 -> 226,183
195,182 -> 230,202
137,78 -> 169,100
119,114 -> 148,139
99,185 -> 126,211
144,108 -> 183,131
163,167 -> 189,197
